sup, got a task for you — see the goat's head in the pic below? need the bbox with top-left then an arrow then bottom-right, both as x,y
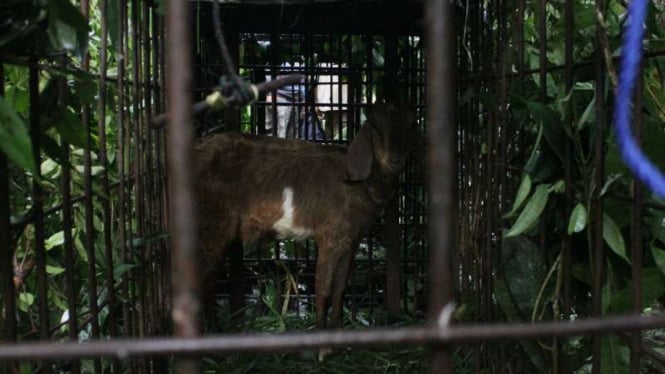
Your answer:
347,102 -> 419,181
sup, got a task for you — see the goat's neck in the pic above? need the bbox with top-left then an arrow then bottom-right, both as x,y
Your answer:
362,163 -> 399,209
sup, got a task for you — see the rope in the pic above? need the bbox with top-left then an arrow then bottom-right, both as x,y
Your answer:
211,0 -> 236,77
210,0 -> 257,108
613,0 -> 665,198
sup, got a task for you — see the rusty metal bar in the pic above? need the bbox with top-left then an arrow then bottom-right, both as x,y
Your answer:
117,0 -> 135,359
81,0 -> 102,371
630,73 -> 644,374
591,0 -> 607,372
560,0 -> 574,371
97,0 -> 118,348
384,24 -> 401,315
166,0 -> 200,372
59,72 -> 81,374
425,0 -> 456,372
131,0 -> 148,347
0,63 -> 17,374
538,0 -> 546,102
29,62 -> 51,374
149,18 -> 164,372
142,0 -> 155,344
0,314 -> 664,361
157,10 -> 170,336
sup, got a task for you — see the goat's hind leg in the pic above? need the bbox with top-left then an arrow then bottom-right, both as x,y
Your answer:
314,250 -> 335,330
199,231 -> 235,331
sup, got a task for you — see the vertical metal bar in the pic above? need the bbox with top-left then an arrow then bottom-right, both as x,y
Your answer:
225,26 -> 245,319
131,0 -> 147,347
59,72 -> 81,374
470,2 -> 482,368
270,31 -> 279,138
516,0 -> 526,167
538,0 -> 547,100
536,2 -> 548,369
166,0 -> 201,372
80,1 -> 102,372
142,0 -> 155,343
384,27 -> 401,316
484,0 -> 497,338
591,0 -> 607,372
151,7 -> 165,341
0,63 -> 18,374
115,1 -> 129,373
496,10 -> 510,367
425,0 -> 456,372
30,63 -> 51,374
560,0 -> 574,372
98,0 -> 117,346
158,13 -> 171,333
116,0 -> 131,347
629,72 -> 644,374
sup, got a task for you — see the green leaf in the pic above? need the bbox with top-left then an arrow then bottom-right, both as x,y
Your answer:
567,203 -> 587,234
40,158 -> 59,177
50,0 -> 89,32
576,96 -> 595,130
600,335 -> 629,374
602,214 -> 630,264
18,292 -> 35,312
108,0 -> 119,47
130,231 -> 171,248
549,180 -> 565,194
651,246 -> 665,275
500,234 -> 547,316
506,184 -> 550,238
503,173 -> 532,218
524,145 -> 558,183
46,265 -> 65,275
494,278 -> 547,371
608,267 -> 665,313
54,109 -> 88,149
0,95 -> 36,173
113,263 -> 139,279
45,231 -> 65,250
527,102 -> 564,162
40,133 -> 66,166
48,0 -> 90,58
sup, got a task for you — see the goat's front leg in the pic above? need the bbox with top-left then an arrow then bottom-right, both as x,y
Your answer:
330,250 -> 354,328
315,241 -> 351,329
314,244 -> 350,361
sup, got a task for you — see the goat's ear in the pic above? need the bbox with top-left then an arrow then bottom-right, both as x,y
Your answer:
346,124 -> 374,181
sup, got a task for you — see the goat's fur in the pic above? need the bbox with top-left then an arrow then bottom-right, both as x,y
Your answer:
194,102 -> 418,329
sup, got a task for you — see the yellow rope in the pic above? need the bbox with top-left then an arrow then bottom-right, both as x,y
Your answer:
205,91 -> 226,111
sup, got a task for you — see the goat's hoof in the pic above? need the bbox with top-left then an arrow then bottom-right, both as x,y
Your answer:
318,347 -> 334,361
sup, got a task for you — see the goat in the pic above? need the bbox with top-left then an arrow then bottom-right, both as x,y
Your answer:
193,102 -> 419,331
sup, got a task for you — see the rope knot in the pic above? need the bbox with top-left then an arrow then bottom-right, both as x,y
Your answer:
219,75 -> 258,108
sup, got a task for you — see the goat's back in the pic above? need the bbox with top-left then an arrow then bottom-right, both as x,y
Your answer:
193,133 -> 375,247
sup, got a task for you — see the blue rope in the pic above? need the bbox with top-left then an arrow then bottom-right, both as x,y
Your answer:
613,0 -> 665,198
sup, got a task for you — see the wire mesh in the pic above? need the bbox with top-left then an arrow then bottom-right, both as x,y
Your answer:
0,0 -> 664,373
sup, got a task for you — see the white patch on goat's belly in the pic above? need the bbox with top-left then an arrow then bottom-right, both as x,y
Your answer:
272,187 -> 313,241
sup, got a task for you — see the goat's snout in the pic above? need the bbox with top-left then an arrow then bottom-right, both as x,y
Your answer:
389,154 -> 404,167
379,151 -> 405,173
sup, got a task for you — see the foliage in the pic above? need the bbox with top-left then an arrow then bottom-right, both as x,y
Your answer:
493,0 -> 665,372
1,1 -> 136,373
1,0 -> 664,372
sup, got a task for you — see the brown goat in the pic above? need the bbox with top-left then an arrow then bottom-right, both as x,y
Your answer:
194,102 -> 418,330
